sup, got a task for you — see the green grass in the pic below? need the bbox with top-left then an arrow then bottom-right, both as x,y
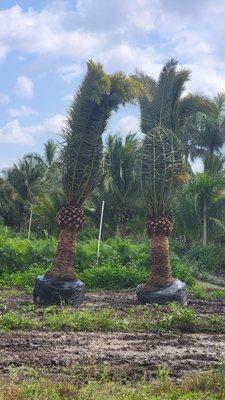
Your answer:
191,283 -> 225,300
0,364 -> 225,399
1,304 -> 225,334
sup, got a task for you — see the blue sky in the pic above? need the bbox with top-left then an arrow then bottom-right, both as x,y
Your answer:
0,0 -> 225,171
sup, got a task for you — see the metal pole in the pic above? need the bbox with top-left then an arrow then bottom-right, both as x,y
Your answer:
97,201 -> 105,265
28,208 -> 33,240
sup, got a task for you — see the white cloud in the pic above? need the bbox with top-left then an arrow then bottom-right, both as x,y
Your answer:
15,76 -> 33,97
59,64 -> 83,83
0,114 -> 65,146
0,120 -> 34,145
0,1 -> 224,96
0,93 -> 10,104
0,5 -> 103,60
8,106 -> 38,118
117,115 -> 140,134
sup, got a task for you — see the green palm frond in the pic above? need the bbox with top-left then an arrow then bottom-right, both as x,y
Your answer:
177,94 -> 215,131
141,127 -> 182,215
103,133 -> 140,213
61,60 -> 139,207
136,59 -> 213,137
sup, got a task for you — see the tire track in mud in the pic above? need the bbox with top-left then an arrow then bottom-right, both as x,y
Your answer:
0,331 -> 225,378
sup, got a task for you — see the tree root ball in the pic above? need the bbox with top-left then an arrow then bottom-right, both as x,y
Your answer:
136,279 -> 188,305
33,275 -> 85,305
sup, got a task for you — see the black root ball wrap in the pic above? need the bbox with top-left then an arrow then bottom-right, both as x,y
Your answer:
146,216 -> 172,237
56,206 -> 84,231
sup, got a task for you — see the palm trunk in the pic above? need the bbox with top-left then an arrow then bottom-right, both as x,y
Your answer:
45,228 -> 77,280
143,235 -> 175,290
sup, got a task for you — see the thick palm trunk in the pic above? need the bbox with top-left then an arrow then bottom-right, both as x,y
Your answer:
143,235 -> 175,291
45,228 -> 77,280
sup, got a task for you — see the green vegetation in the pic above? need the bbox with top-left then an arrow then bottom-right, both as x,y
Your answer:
0,364 -> 225,399
0,302 -> 225,333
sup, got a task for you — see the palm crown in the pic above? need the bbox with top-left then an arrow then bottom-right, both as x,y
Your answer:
136,59 -> 213,216
62,60 -> 139,207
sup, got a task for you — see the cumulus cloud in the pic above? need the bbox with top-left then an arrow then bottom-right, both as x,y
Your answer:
8,106 -> 38,118
0,114 -> 65,146
0,120 -> 34,145
0,1 -> 224,96
117,115 -> 140,135
15,76 -> 33,97
0,5 -> 103,60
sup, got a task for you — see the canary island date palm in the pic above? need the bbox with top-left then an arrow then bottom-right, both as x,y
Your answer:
44,61 -> 139,282
136,59 -> 212,296
140,127 -> 183,290
104,133 -> 139,237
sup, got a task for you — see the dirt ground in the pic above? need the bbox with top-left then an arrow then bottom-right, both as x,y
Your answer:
0,330 -> 225,380
0,290 -> 225,381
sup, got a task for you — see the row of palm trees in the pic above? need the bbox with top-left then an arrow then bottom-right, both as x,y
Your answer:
1,59 -> 225,303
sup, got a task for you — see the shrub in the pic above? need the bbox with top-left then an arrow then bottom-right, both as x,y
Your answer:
0,237 -> 56,274
80,263 -> 148,290
186,244 -> 225,274
106,237 -> 150,268
171,256 -> 195,286
76,240 -> 119,272
0,265 -> 46,289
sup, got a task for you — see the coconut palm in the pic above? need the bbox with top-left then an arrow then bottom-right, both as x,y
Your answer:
44,61 -> 139,281
25,140 -> 58,169
103,133 -> 139,237
174,173 -> 225,245
0,157 -> 45,229
136,59 -> 212,292
185,93 -> 225,174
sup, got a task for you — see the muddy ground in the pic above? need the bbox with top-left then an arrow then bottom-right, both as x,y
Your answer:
0,290 -> 225,382
0,330 -> 225,381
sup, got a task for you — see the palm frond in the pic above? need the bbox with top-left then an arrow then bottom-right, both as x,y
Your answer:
61,60 -> 138,207
141,127 -> 182,215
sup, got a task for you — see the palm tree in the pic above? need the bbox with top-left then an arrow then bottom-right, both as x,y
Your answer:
33,191 -> 65,236
174,173 -> 225,244
0,158 -> 45,229
135,59 -> 212,303
103,133 -> 139,237
25,140 -> 58,169
184,93 -> 225,173
41,61 -> 138,289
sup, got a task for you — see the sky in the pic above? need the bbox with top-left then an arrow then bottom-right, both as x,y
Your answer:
0,0 -> 225,172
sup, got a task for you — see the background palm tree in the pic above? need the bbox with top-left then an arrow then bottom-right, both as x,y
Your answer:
25,139 -> 59,169
174,173 -> 225,245
103,133 -> 139,237
44,60 -> 139,282
184,92 -> 225,174
135,59 -> 212,297
0,157 -> 45,229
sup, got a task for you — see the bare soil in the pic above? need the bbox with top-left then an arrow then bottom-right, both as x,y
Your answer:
0,290 -> 225,381
0,330 -> 225,381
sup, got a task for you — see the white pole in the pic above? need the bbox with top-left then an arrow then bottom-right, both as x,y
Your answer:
97,200 -> 105,265
28,208 -> 33,240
